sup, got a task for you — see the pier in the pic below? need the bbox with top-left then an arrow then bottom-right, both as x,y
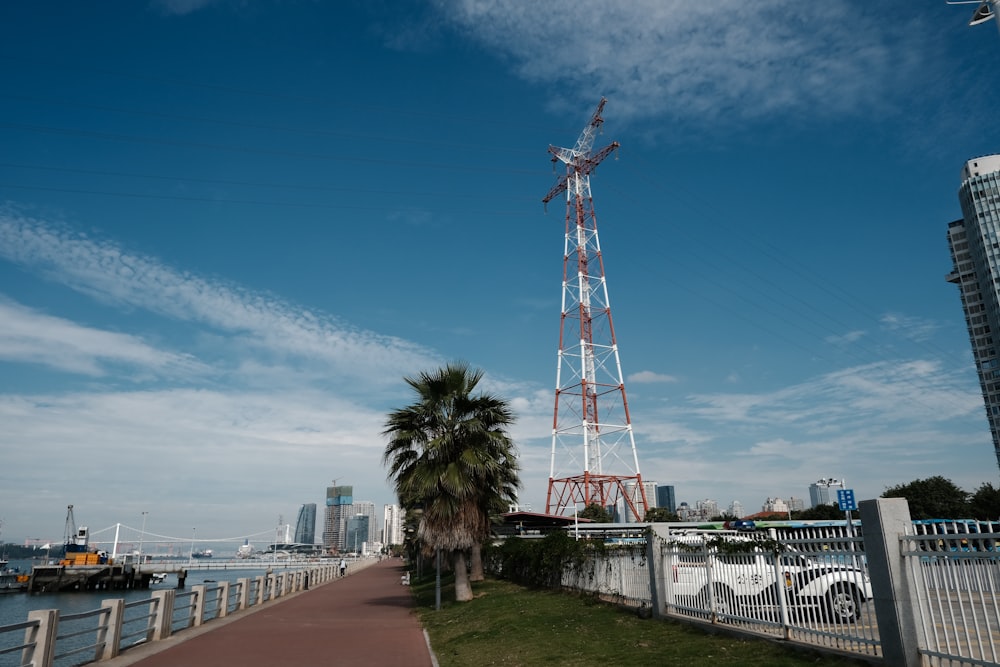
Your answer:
25,558 -> 325,593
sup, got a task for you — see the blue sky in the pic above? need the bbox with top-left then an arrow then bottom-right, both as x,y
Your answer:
2,0 -> 1000,548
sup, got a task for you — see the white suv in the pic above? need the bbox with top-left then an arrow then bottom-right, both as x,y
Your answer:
667,533 -> 872,624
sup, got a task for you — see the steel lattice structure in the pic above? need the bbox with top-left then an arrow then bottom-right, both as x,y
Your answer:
542,99 -> 648,521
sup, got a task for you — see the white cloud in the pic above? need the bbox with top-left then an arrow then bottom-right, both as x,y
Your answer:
628,370 -> 678,384
0,297 -> 202,377
880,312 -> 941,343
0,209 -> 440,386
149,0 -> 220,16
433,1 -> 933,127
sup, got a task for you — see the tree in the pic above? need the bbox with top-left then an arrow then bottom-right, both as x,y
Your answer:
578,503 -> 613,523
383,363 -> 519,602
792,504 -> 845,520
644,507 -> 679,522
969,482 -> 1000,520
881,476 -> 970,520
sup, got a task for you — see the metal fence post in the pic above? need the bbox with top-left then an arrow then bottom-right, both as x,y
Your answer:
99,598 -> 125,660
858,498 -> 921,667
22,609 -> 58,667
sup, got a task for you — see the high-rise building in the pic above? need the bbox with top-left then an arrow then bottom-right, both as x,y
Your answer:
384,504 -> 404,545
322,485 -> 353,552
948,154 -> 1000,473
622,480 -> 658,521
809,479 -> 843,507
294,503 -> 316,545
656,485 -> 676,514
352,501 -> 378,547
346,514 -> 370,554
727,500 -> 744,518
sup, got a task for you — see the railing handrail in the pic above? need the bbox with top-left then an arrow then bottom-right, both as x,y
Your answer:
0,560 -> 362,666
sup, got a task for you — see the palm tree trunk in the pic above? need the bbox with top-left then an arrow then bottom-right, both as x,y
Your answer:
469,542 -> 485,582
453,549 -> 473,602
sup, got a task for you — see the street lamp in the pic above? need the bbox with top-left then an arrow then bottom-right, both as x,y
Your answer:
948,1 -> 1000,32
189,528 -> 196,565
138,511 -> 148,564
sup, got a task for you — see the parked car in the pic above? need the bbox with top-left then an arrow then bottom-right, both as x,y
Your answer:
667,533 -> 872,624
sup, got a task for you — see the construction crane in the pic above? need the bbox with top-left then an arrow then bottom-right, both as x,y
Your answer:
63,505 -> 76,547
542,98 -> 648,522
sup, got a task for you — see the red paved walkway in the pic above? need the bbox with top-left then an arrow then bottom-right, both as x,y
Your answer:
106,559 -> 435,667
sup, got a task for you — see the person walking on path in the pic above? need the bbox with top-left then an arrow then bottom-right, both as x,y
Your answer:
339,558 -> 347,577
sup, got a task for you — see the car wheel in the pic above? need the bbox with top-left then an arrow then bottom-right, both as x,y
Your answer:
825,583 -> 861,623
708,584 -> 737,621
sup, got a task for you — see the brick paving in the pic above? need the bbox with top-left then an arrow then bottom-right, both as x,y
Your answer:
105,559 -> 435,667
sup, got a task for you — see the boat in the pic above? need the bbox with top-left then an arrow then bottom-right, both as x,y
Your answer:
0,562 -> 29,594
191,549 -> 213,559
236,539 -> 254,559
0,521 -> 28,593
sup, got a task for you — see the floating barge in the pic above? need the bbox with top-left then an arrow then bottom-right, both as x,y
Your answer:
27,563 -> 136,593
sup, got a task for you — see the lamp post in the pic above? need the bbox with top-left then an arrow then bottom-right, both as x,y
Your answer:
188,528 -> 196,565
138,511 -> 148,565
948,0 -> 1000,32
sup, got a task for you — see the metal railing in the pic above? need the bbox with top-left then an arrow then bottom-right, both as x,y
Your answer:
0,561 -> 356,667
657,528 -> 880,658
903,520 -> 1000,667
560,543 -> 651,609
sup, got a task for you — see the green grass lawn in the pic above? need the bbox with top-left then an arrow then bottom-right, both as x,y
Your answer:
412,573 -> 872,667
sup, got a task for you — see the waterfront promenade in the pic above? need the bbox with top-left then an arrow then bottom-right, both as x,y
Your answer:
104,559 -> 436,667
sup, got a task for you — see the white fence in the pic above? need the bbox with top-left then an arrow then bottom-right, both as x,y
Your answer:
902,520 -> 1000,667
555,504 -> 1000,667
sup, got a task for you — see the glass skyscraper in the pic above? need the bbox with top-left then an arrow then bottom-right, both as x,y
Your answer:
294,503 -> 316,545
947,155 -> 1000,473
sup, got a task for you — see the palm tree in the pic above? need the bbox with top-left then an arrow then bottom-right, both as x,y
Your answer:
383,362 -> 519,602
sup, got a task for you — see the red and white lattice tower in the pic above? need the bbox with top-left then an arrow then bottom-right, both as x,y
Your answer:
541,98 -> 648,521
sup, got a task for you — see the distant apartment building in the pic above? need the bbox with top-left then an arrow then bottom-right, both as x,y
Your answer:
948,154 -> 1000,473
656,485 -> 676,514
294,503 -> 316,545
322,485 -> 353,552
383,504 -> 403,545
346,514 -> 370,553
622,480 -> 658,521
696,499 -> 719,519
787,497 -> 805,513
762,497 -> 790,515
727,500 -> 745,518
809,479 -> 844,507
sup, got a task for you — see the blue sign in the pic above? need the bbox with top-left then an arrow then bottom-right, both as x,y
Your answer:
837,489 -> 857,512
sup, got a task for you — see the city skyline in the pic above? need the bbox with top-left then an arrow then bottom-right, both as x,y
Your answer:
3,2 -> 1000,541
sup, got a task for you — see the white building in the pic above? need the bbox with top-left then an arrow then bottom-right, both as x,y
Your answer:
727,501 -> 744,518
622,480 -> 658,521
383,503 -> 404,545
762,497 -> 789,515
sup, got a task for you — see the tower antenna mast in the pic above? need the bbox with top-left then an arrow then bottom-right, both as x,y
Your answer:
542,98 -> 648,521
